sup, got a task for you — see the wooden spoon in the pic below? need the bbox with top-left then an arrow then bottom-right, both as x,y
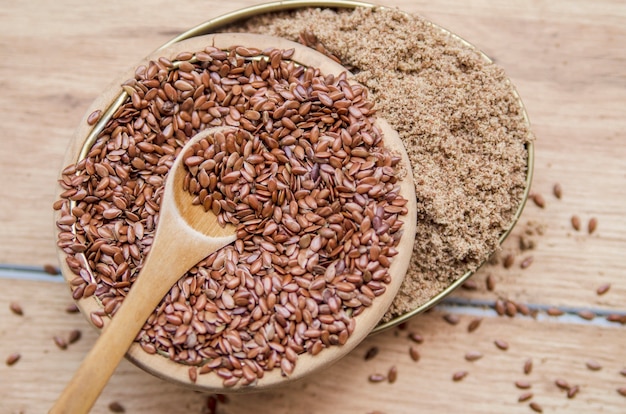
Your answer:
50,127 -> 238,414
51,33 -> 417,413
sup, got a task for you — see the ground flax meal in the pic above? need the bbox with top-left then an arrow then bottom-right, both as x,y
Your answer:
226,6 -> 532,320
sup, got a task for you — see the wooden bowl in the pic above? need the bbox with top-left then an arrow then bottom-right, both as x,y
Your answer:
54,32 -> 417,391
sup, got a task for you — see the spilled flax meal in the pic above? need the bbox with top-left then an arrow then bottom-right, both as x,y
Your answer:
227,7 -> 531,320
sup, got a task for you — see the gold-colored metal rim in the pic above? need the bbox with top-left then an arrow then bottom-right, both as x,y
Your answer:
154,0 -> 536,334
70,0 -> 534,339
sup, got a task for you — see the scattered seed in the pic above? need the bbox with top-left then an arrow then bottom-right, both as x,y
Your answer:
53,335 -> 68,350
409,346 -> 420,362
452,371 -> 468,381
443,314 -> 460,325
571,215 -> 581,231
529,401 -> 543,413
505,300 -> 517,317
578,310 -> 595,321
108,401 -> 125,413
9,302 -> 23,316
619,368 -> 626,377
65,303 -> 80,314
467,317 -> 482,333
567,385 -> 580,399
461,280 -> 478,290
585,360 -> 602,371
520,256 -> 534,269
494,339 -> 509,351
364,346 -> 379,361
68,329 -> 82,344
555,378 -> 570,390
465,351 -> 483,361
188,366 -> 198,383
588,217 -> 598,234
606,314 -> 626,324
523,358 -> 533,375
87,109 -> 102,126
503,254 -> 515,269
515,380 -> 532,389
546,307 -> 564,317
90,312 -> 104,329
518,392 -> 533,402
495,298 -> 506,316
553,183 -> 562,199
486,274 -> 496,291
531,193 -> 545,208
368,373 -> 386,383
387,366 -> 398,383
43,264 -> 60,275
596,283 -> 611,295
408,333 -> 424,344
617,387 -> 626,397
5,352 -> 21,366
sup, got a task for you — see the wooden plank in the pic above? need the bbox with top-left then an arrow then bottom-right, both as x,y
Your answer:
1,279 -> 625,413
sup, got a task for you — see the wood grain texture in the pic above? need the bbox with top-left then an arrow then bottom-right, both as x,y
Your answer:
0,0 -> 625,413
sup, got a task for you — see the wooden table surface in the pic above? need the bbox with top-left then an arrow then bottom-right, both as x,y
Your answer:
1,0 -> 625,413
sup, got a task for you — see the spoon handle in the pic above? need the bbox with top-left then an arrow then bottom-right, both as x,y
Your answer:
48,257 -> 179,414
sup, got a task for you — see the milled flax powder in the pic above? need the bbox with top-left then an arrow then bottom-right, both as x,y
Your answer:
228,6 -> 532,321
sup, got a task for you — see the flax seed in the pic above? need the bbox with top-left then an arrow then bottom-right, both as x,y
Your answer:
617,387 -> 626,397
408,333 -> 424,343
465,351 -> 483,361
531,193 -> 545,208
546,307 -> 564,317
5,352 -> 20,366
368,373 -> 386,383
520,256 -> 534,269
53,335 -> 68,350
555,378 -> 570,390
494,339 -> 509,351
467,317 -> 482,333
567,385 -> 580,399
588,217 -> 598,234
596,283 -> 611,295
108,401 -> 125,413
523,358 -> 533,375
571,215 -> 581,231
585,360 -> 602,371
518,392 -> 533,402
364,346 -> 379,361
503,254 -> 515,269
529,401 -> 543,413
387,366 -> 398,383
553,183 -> 562,199
443,313 -> 460,325
515,380 -> 531,389
9,302 -> 23,316
452,371 -> 468,381
486,274 -> 496,291
409,346 -> 420,362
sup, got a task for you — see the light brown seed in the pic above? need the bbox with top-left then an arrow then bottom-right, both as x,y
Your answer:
520,256 -> 534,269
585,359 -> 602,371
452,371 -> 468,381
409,346 -> 420,362
108,401 -> 126,413
567,385 -> 580,399
620,368 -> 626,377
465,351 -> 483,361
546,307 -> 564,317
5,352 -> 21,366
364,346 -> 379,361
368,373 -> 386,383
529,402 -> 543,413
443,313 -> 460,325
571,215 -> 581,231
486,274 -> 496,291
503,254 -> 515,269
9,302 -> 23,316
494,339 -> 509,351
408,333 -> 424,343
523,358 -> 533,375
467,317 -> 482,333
553,183 -> 562,199
518,392 -> 533,402
617,387 -> 626,397
53,335 -> 68,350
87,109 -> 102,126
515,380 -> 531,389
531,193 -> 545,208
68,329 -> 82,344
596,283 -> 611,295
495,299 -> 506,316
578,310 -> 595,320
461,280 -> 478,290
588,217 -> 598,234
387,366 -> 398,383
65,303 -> 79,314
555,378 -> 570,390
